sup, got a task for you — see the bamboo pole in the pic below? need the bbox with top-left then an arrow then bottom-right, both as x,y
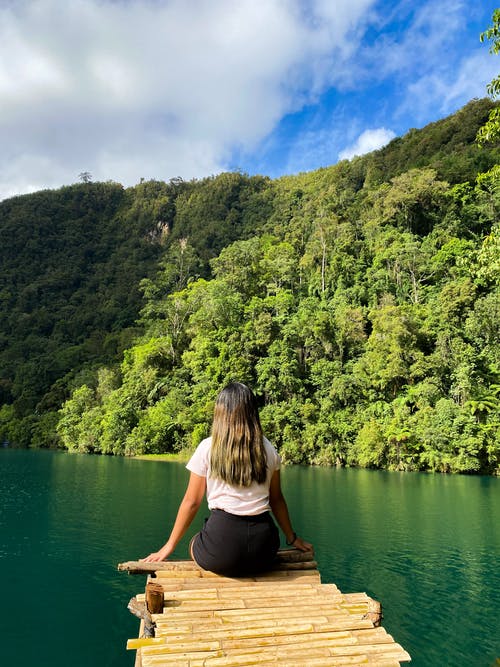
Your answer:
121,557 -> 410,666
146,581 -> 164,615
118,549 -> 316,575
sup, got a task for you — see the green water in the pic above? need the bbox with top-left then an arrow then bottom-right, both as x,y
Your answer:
1,449 -> 499,666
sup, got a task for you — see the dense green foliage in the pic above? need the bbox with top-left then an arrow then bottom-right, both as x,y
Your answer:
0,175 -> 269,445
1,99 -> 499,473
477,9 -> 500,146
0,181 -> 156,427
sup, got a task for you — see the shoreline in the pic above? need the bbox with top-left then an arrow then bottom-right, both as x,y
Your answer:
130,451 -> 191,463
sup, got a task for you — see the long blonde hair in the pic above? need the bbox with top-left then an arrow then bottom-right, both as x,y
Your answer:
210,382 -> 267,486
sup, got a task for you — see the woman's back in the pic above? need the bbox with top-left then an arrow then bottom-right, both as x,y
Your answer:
187,435 -> 280,516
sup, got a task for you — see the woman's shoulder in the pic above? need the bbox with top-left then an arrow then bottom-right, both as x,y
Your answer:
263,435 -> 273,449
263,436 -> 281,469
198,436 -> 212,450
186,436 -> 212,474
195,436 -> 212,460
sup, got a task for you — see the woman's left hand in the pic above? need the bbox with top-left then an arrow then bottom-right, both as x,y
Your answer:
140,544 -> 172,562
292,536 -> 314,553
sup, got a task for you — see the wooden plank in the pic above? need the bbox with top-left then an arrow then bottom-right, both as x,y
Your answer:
152,595 -> 369,615
193,658 -> 401,667
156,591 -> 346,608
132,626 -> 394,650
153,601 -> 375,621
220,627 -> 396,650
154,593 -> 353,614
142,655 -> 402,667
123,559 -> 410,667
134,619 -> 144,667
140,640 -> 410,664
135,624 -> 409,667
190,654 -> 405,667
157,581 -> 336,595
153,575 -> 324,590
150,583 -> 331,601
154,603 -> 375,620
155,615 -> 375,634
141,649 -> 222,666
141,653 -> 404,667
118,550 -> 316,575
146,571 -> 322,585
153,617 -> 335,636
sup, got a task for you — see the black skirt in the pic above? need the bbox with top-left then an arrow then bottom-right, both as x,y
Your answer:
191,509 -> 280,577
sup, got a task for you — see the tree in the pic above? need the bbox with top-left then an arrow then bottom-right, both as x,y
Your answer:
78,171 -> 93,183
3,98 -> 499,472
354,301 -> 423,399
377,168 -> 448,235
477,9 -> 500,145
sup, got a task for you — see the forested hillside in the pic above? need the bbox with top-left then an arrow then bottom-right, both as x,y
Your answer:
1,98 -> 499,473
0,174 -> 270,444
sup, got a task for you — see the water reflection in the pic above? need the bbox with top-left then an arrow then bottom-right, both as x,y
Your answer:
1,450 -> 499,667
281,465 -> 500,667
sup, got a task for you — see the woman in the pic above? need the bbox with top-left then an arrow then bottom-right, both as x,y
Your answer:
141,382 -> 312,575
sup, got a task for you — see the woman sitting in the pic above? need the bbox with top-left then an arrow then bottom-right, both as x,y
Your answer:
141,382 -> 312,575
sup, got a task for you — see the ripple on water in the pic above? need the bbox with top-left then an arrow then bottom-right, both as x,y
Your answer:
1,451 -> 500,667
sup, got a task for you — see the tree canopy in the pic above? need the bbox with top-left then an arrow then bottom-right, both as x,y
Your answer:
477,9 -> 500,146
1,99 -> 499,474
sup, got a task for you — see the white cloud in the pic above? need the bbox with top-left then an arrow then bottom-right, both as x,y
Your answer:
0,0 -> 376,200
403,49 -> 498,122
338,127 -> 396,160
444,51 -> 499,109
1,1 -> 494,200
367,0 -> 465,80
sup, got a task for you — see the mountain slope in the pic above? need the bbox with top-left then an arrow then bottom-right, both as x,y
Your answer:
0,98 -> 498,470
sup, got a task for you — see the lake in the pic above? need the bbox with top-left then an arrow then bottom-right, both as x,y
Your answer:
1,448 -> 499,666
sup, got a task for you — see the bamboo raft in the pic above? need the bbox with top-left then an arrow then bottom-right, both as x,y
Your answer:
118,550 -> 411,666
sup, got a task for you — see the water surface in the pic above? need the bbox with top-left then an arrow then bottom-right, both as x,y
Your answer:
1,449 -> 499,666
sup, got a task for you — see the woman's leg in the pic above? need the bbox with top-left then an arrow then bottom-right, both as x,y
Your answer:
191,510 -> 245,575
245,514 -> 280,573
190,510 -> 280,577
189,534 -> 199,563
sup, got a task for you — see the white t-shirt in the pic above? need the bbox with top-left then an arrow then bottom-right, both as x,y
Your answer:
186,436 -> 281,516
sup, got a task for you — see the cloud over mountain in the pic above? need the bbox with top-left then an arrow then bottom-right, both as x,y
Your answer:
0,0 -> 496,200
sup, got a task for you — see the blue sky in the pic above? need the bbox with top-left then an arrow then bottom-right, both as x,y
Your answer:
237,0 -> 499,176
0,0 -> 498,200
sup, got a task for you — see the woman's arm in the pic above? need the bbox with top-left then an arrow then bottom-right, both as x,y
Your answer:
269,469 -> 313,553
140,471 -> 206,562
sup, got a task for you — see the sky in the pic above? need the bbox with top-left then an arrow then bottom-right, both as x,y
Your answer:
0,0 -> 498,201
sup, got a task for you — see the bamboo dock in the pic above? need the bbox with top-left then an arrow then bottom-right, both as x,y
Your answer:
118,550 -> 411,666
